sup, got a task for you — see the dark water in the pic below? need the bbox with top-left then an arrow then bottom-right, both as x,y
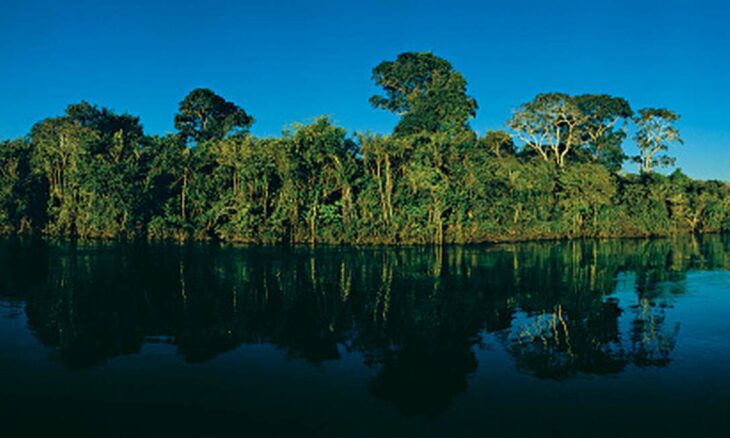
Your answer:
1,236 -> 729,437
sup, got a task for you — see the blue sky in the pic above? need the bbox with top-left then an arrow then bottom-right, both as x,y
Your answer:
1,0 -> 728,179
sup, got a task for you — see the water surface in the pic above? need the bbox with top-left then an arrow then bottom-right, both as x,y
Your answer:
1,236 -> 729,437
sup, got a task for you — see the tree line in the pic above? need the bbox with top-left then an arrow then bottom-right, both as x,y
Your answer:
1,52 -> 728,244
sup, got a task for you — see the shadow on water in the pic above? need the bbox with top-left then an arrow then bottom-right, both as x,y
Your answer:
0,234 -> 729,434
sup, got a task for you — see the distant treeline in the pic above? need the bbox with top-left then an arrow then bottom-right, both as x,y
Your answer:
1,52 -> 728,243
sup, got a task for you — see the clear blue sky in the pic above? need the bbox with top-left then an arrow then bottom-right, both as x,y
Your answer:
1,0 -> 728,179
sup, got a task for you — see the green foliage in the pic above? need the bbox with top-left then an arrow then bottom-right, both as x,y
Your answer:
28,103 -> 144,238
0,139 -> 45,232
556,163 -> 616,235
0,54 -> 726,244
573,94 -> 633,171
481,130 -> 515,158
633,108 -> 683,173
174,88 -> 254,143
370,52 -> 478,136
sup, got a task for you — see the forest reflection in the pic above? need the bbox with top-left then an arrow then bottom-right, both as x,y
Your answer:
1,234 -> 728,416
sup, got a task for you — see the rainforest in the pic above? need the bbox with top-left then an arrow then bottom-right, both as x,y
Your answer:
1,52 -> 728,244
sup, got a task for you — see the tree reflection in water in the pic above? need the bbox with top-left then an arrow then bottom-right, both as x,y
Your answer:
0,234 -> 727,416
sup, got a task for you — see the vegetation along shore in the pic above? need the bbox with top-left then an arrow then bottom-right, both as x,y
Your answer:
1,52 -> 728,244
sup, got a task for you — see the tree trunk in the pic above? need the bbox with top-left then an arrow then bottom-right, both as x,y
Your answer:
181,171 -> 187,222
309,203 -> 317,245
385,154 -> 394,225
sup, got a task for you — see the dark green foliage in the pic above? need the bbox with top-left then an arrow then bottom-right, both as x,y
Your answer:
0,55 -> 727,243
174,88 -> 254,143
573,94 -> 633,171
28,103 -> 144,238
481,130 -> 515,158
370,52 -> 478,136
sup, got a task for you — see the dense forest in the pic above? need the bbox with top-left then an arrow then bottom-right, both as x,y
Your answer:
1,52 -> 728,244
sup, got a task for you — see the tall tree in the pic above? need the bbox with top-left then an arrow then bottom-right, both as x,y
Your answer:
0,139 -> 44,232
370,52 -> 478,136
508,93 -> 585,167
633,108 -> 682,174
573,94 -> 633,171
282,117 -> 356,244
64,102 -> 145,237
174,88 -> 254,143
359,133 -> 406,231
65,101 -> 144,153
141,134 -> 192,240
30,116 -> 98,235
